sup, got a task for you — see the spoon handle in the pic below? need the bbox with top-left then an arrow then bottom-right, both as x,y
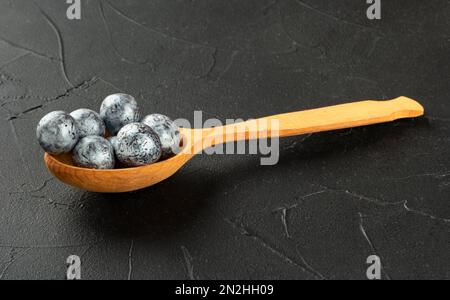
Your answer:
205,96 -> 424,144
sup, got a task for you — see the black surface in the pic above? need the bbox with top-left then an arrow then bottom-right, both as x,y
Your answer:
0,0 -> 449,280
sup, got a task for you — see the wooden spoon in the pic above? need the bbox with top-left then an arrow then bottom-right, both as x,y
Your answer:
45,97 -> 424,193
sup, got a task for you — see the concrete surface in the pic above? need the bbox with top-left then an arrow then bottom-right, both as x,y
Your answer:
0,0 -> 449,279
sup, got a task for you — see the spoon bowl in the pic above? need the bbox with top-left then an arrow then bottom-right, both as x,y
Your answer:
44,128 -> 198,193
45,97 -> 424,193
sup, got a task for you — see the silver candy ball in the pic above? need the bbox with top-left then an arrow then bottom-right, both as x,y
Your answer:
70,108 -> 106,138
72,136 -> 115,169
100,94 -> 141,135
141,114 -> 181,158
36,111 -> 79,155
116,123 -> 162,167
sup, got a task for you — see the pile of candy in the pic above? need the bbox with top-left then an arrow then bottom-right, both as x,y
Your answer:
36,94 -> 180,169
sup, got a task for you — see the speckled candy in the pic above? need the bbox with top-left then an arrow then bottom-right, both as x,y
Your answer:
100,94 -> 141,135
36,111 -> 79,155
116,123 -> 162,167
70,108 -> 106,138
141,114 -> 181,158
72,136 -> 115,169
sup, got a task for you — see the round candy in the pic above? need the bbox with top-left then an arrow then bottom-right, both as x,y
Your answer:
72,136 -> 115,169
100,94 -> 141,135
115,123 -> 162,167
70,108 -> 106,138
141,114 -> 181,158
36,111 -> 79,155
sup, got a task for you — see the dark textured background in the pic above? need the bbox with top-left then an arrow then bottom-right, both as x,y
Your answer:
0,0 -> 449,280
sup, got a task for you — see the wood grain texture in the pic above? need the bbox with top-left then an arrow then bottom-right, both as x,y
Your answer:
45,97 -> 424,193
